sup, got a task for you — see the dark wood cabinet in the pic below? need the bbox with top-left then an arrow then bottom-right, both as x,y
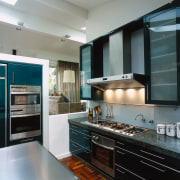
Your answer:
144,1 -> 180,105
69,124 -> 91,163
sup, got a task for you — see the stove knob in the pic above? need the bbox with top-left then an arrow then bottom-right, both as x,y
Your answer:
95,136 -> 99,141
92,136 -> 96,140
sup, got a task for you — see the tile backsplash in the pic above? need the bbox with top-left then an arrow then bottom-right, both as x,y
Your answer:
89,101 -> 180,130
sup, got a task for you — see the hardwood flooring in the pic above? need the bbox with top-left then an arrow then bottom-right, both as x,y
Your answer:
60,156 -> 109,180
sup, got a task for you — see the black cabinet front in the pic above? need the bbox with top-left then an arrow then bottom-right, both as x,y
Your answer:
80,42 -> 104,100
144,3 -> 180,105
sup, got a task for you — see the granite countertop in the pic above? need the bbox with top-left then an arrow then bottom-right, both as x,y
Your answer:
69,117 -> 180,160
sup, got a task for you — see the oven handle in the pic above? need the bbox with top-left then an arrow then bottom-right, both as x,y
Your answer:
92,139 -> 114,151
11,113 -> 40,118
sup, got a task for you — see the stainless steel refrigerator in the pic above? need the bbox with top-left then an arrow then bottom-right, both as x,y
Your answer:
0,63 -> 7,148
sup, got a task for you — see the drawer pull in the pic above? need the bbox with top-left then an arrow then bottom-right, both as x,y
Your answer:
84,129 -> 89,133
72,143 -> 78,148
140,160 -> 166,173
116,150 -> 126,155
116,141 -> 125,146
140,150 -> 165,160
83,137 -> 90,140
116,168 -> 126,174
72,131 -> 78,135
72,125 -> 78,129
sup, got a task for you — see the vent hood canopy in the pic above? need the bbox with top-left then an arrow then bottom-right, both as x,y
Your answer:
86,73 -> 148,91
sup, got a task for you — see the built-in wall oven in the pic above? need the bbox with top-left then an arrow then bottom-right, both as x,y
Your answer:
91,132 -> 115,178
10,85 -> 41,141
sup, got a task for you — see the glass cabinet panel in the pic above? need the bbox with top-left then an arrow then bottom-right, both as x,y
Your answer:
80,45 -> 92,99
147,8 -> 178,102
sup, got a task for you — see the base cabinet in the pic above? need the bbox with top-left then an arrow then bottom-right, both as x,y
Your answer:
69,124 -> 91,163
115,140 -> 180,180
69,123 -> 180,180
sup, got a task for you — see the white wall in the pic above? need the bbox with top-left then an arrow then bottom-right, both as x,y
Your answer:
0,53 -> 49,149
0,22 -> 82,63
87,0 -> 170,41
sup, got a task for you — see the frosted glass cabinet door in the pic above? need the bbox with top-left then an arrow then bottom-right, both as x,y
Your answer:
80,44 -> 92,99
145,7 -> 180,105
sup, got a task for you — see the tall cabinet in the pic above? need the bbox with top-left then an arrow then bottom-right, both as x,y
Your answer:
144,2 -> 180,105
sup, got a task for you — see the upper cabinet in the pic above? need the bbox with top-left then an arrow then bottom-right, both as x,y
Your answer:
80,43 -> 93,100
8,62 -> 42,86
144,2 -> 180,105
80,39 -> 105,100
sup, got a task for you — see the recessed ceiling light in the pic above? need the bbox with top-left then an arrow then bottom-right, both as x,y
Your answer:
0,0 -> 18,5
64,34 -> 71,39
81,27 -> 87,31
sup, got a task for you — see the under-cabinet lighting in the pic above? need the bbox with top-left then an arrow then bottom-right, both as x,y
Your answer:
0,0 -> 18,5
81,27 -> 87,31
140,88 -> 145,96
106,89 -> 113,96
127,89 -> 135,96
116,89 -> 122,96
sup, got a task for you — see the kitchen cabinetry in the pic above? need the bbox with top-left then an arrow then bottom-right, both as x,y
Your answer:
144,2 -> 180,105
80,41 -> 104,100
8,62 -> 42,86
115,140 -> 180,180
69,124 -> 91,162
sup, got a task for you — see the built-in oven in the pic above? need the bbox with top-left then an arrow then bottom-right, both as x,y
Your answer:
10,85 -> 41,141
91,132 -> 115,178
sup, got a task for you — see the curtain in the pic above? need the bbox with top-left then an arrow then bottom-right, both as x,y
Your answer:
57,61 -> 80,102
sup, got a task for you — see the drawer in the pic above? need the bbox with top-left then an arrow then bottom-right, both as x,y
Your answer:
70,140 -> 83,154
116,140 -> 166,164
115,164 -> 144,180
70,124 -> 83,133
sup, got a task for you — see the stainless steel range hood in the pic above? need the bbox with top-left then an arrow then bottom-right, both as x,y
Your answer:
86,73 -> 148,91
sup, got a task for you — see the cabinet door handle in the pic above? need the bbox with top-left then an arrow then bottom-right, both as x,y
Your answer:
116,141 -> 125,146
12,72 -> 14,84
140,150 -> 165,160
140,160 -> 166,173
116,150 -> 126,155
116,168 -> 126,174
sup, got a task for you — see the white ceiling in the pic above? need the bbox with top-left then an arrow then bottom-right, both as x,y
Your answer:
65,0 -> 112,10
0,0 -> 113,60
0,0 -> 113,42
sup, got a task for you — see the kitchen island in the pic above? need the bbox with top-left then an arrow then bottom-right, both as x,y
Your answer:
0,141 -> 79,180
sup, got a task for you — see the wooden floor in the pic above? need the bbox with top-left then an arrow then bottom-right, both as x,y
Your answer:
60,156 -> 108,180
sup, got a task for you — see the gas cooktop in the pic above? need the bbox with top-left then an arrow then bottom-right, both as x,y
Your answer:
82,120 -> 148,136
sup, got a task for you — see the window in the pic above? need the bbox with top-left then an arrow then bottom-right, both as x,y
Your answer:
49,67 -> 57,95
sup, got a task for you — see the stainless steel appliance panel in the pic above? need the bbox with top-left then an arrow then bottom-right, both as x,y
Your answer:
10,85 -> 41,141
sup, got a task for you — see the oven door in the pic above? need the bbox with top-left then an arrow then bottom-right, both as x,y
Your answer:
91,139 -> 115,177
11,93 -> 40,106
10,114 -> 41,140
